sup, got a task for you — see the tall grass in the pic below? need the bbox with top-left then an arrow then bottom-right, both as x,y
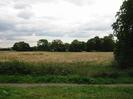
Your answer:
0,60 -> 113,76
0,60 -> 133,84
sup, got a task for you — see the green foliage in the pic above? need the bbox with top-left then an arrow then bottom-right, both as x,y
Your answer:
112,0 -> 133,68
12,34 -> 115,52
86,36 -> 102,51
12,41 -> 30,51
102,34 -> 115,51
86,35 -> 115,52
69,40 -> 85,52
50,39 -> 65,52
0,61 -> 73,75
0,61 -> 133,84
37,39 -> 50,51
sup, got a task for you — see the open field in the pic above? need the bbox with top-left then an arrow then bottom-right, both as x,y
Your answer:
0,51 -> 133,84
0,52 -> 133,84
0,51 -> 113,63
0,52 -> 133,98
0,84 -> 133,99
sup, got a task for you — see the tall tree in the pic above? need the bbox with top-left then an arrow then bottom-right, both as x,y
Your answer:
112,0 -> 133,68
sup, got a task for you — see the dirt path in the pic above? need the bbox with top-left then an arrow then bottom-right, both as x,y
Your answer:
0,83 -> 133,88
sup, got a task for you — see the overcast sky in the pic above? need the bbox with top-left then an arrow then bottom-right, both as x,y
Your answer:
0,0 -> 123,47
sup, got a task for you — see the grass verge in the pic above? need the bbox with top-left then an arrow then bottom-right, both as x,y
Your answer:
0,85 -> 133,99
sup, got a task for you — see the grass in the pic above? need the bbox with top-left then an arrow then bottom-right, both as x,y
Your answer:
0,52 -> 132,84
0,85 -> 133,99
0,60 -> 133,84
0,52 -> 133,98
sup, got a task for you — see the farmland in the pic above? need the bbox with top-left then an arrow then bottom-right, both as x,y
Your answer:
0,51 -> 133,84
0,51 -> 133,99
0,51 -> 113,63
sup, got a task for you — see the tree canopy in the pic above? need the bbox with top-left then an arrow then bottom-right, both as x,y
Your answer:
112,0 -> 133,68
12,41 -> 30,51
37,39 -> 49,51
12,34 -> 115,52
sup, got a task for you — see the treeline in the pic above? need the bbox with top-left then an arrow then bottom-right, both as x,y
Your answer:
12,34 -> 115,52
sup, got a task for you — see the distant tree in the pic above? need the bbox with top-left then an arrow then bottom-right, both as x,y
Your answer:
80,41 -> 86,51
64,43 -> 70,52
86,36 -> 102,51
101,34 -> 115,51
31,46 -> 37,51
51,40 -> 65,52
112,0 -> 133,68
37,39 -> 49,51
69,40 -> 83,52
0,48 -> 11,51
12,41 -> 30,51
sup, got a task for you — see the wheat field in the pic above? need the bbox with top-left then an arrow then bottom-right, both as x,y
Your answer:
0,51 -> 113,63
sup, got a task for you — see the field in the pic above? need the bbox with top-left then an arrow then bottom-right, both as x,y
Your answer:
0,51 -> 133,84
0,51 -> 113,63
0,51 -> 133,98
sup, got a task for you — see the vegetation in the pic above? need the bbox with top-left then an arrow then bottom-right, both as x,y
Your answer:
0,52 -> 132,84
11,34 -> 115,52
0,85 -> 133,99
37,39 -> 50,51
12,42 -> 31,51
112,0 -> 133,68
0,61 -> 132,84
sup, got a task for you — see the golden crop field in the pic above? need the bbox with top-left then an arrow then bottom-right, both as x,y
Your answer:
0,51 -> 113,63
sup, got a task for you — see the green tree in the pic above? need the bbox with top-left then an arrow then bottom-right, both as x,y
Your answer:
12,41 -> 30,51
101,34 -> 115,51
64,43 -> 70,52
86,36 -> 102,51
69,40 -> 83,52
37,39 -> 49,51
51,40 -> 65,52
112,0 -> 133,68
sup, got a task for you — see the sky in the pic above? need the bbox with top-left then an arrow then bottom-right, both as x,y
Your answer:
0,0 -> 123,48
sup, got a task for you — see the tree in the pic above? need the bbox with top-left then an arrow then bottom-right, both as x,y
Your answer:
51,40 -> 65,52
12,41 -> 30,51
37,39 -> 49,51
112,0 -> 133,68
69,40 -> 83,52
86,36 -> 102,51
64,43 -> 70,52
101,34 -> 115,51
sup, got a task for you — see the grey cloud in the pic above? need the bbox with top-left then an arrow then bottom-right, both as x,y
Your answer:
0,20 -> 15,32
17,11 -> 34,19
